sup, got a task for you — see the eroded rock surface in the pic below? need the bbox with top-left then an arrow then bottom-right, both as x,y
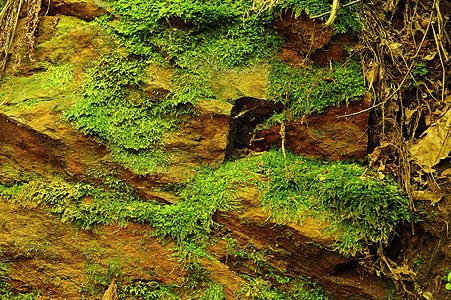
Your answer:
250,98 -> 371,160
0,4 -> 382,300
43,0 -> 106,21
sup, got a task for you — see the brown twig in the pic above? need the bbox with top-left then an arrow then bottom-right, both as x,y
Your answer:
311,0 -> 364,19
338,0 -> 436,119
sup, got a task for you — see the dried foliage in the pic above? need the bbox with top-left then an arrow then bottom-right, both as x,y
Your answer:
358,0 -> 450,296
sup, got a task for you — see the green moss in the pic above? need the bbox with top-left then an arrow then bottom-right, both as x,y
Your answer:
267,59 -> 365,121
64,54 -> 177,175
253,150 -> 410,255
104,0 -> 281,69
0,64 -> 75,113
0,251 -> 41,299
121,281 -> 180,299
1,148 -> 411,256
236,276 -> 331,300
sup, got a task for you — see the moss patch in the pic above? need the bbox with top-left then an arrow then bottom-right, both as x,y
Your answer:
267,59 -> 365,122
1,148 -> 410,256
64,54 -> 178,175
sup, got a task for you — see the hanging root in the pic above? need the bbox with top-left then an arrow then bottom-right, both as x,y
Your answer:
324,0 -> 340,27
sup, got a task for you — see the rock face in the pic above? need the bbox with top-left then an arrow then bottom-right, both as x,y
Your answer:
212,185 -> 387,300
250,99 -> 370,160
43,0 -> 106,21
0,3 -> 382,300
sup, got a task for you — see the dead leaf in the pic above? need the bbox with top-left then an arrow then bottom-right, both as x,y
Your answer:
404,107 -> 417,124
412,190 -> 442,204
365,62 -> 380,90
424,52 -> 437,60
440,168 -> 451,178
102,280 -> 118,300
410,102 -> 451,171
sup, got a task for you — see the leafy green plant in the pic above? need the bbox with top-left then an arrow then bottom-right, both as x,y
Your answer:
446,272 -> 451,291
0,147 -> 410,256
412,255 -> 423,272
252,149 -> 410,255
122,281 -> 179,300
42,64 -> 74,91
409,60 -> 429,87
236,275 -> 331,300
102,0 -> 281,69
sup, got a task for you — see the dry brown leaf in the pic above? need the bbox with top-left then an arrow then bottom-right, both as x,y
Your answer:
410,102 -> 451,171
411,189 -> 442,204
424,52 -> 437,60
365,62 -> 380,90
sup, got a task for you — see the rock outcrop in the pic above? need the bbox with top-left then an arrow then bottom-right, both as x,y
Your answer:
0,2 -> 382,299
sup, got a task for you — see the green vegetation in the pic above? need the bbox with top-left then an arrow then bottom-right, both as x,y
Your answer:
103,0 -> 282,68
236,277 -> 331,300
61,0 -> 365,174
409,60 -> 429,87
104,0 -> 359,66
225,237 -> 331,299
446,272 -> 451,290
64,54 -> 176,175
0,149 -> 410,256
254,150 -> 409,254
268,60 -> 365,121
122,281 -> 180,299
274,0 -> 360,33
0,249 -> 41,299
0,63 -> 75,113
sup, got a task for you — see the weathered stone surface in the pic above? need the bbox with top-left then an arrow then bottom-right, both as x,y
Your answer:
1,14 -> 232,196
161,99 -> 233,184
274,11 -> 334,54
212,185 -> 387,300
43,0 -> 106,21
7,15 -> 115,77
0,200 -> 187,298
207,64 -> 269,100
250,98 -> 371,160
0,8 -> 382,299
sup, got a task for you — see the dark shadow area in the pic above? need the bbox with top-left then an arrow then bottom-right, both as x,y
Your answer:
225,97 -> 283,160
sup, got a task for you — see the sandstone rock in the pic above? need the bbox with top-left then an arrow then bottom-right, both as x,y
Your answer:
161,99 -> 233,183
7,15 -> 116,77
43,0 -> 106,21
207,64 -> 269,100
273,11 -> 335,65
249,99 -> 370,161
212,184 -> 387,300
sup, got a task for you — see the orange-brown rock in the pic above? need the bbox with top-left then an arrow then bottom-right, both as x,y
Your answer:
250,99 -> 370,161
43,0 -> 106,21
